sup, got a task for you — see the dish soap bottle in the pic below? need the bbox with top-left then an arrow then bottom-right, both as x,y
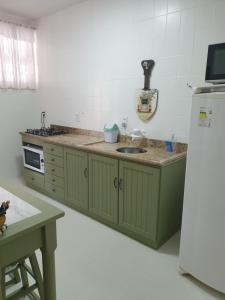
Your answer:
165,134 -> 175,153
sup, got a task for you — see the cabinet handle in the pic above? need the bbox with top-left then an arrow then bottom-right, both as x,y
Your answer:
51,148 -> 54,152
51,158 -> 55,162
52,179 -> 55,182
31,177 -> 35,181
113,177 -> 118,189
52,188 -> 56,192
119,178 -> 123,190
84,168 -> 88,178
52,169 -> 55,172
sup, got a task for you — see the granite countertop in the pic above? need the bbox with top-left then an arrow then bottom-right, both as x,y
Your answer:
82,141 -> 186,167
20,132 -> 104,146
21,130 -> 186,167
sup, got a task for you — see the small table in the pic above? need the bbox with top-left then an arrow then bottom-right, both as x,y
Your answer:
0,182 -> 65,300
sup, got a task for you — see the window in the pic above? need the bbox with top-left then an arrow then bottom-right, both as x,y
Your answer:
0,21 -> 37,90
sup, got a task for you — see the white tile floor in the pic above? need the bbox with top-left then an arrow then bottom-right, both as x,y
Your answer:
8,178 -> 225,300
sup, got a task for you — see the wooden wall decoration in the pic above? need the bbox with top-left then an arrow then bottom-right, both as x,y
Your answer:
137,60 -> 158,121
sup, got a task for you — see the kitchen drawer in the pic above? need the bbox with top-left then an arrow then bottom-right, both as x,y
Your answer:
45,182 -> 64,199
45,173 -> 64,188
44,143 -> 63,157
45,153 -> 64,167
22,136 -> 43,147
45,163 -> 64,178
24,169 -> 44,189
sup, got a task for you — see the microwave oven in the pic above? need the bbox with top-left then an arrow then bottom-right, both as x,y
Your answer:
205,43 -> 225,84
22,145 -> 45,174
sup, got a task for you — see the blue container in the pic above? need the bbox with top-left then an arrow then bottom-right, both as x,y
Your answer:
165,141 -> 174,153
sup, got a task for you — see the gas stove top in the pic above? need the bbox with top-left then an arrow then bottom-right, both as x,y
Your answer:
26,128 -> 66,137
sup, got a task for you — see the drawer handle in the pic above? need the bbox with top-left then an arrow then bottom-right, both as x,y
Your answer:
119,178 -> 123,190
51,148 -> 54,152
52,188 -> 56,192
113,177 -> 118,189
52,169 -> 55,172
52,179 -> 56,182
51,158 -> 55,162
31,177 -> 35,181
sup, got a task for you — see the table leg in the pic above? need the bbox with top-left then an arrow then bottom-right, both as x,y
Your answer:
29,254 -> 45,299
13,269 -> 21,284
41,222 -> 57,300
0,267 -> 6,300
42,251 -> 56,300
20,260 -> 29,288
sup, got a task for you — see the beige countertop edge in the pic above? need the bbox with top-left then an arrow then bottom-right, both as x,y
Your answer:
78,146 -> 186,167
20,132 -> 186,167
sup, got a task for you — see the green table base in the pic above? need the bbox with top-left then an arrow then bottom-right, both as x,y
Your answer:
0,182 -> 64,300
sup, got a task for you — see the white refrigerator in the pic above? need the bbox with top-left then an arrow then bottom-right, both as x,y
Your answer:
179,86 -> 225,294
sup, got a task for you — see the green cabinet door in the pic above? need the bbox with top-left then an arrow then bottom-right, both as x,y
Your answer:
64,148 -> 88,209
119,161 -> 160,241
89,154 -> 119,224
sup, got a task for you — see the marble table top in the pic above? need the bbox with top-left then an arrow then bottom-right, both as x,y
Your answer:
0,187 -> 41,226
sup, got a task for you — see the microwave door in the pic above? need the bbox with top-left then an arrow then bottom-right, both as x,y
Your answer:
23,146 -> 44,173
24,149 -> 40,169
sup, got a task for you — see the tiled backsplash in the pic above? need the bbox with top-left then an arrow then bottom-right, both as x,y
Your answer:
37,0 -> 225,143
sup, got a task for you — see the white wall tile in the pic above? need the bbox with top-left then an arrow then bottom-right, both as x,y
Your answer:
37,0 -> 225,143
155,56 -> 177,77
178,8 -> 195,56
176,55 -> 192,77
136,0 -> 155,21
211,1 -> 225,43
155,0 -> 167,17
168,0 -> 181,13
168,0 -> 197,13
165,12 -> 181,56
136,19 -> 154,59
151,15 -> 167,58
195,5 -> 214,31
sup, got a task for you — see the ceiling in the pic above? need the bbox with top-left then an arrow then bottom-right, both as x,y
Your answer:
0,0 -> 85,20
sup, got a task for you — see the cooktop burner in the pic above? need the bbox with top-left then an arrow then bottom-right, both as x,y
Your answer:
26,128 -> 66,136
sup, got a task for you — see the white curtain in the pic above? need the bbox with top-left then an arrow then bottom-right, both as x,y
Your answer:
0,21 -> 37,90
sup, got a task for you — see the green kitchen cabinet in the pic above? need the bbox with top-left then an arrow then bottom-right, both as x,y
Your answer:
44,153 -> 64,167
45,163 -> 64,178
44,142 -> 65,202
23,168 -> 44,190
64,147 -> 88,210
44,143 -> 64,157
118,161 -> 160,243
21,135 -> 186,249
88,154 -> 119,224
45,173 -> 64,188
45,182 -> 65,200
156,158 -> 186,246
118,159 -> 186,248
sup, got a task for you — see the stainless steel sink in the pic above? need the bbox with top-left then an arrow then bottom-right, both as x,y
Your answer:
116,147 -> 147,154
